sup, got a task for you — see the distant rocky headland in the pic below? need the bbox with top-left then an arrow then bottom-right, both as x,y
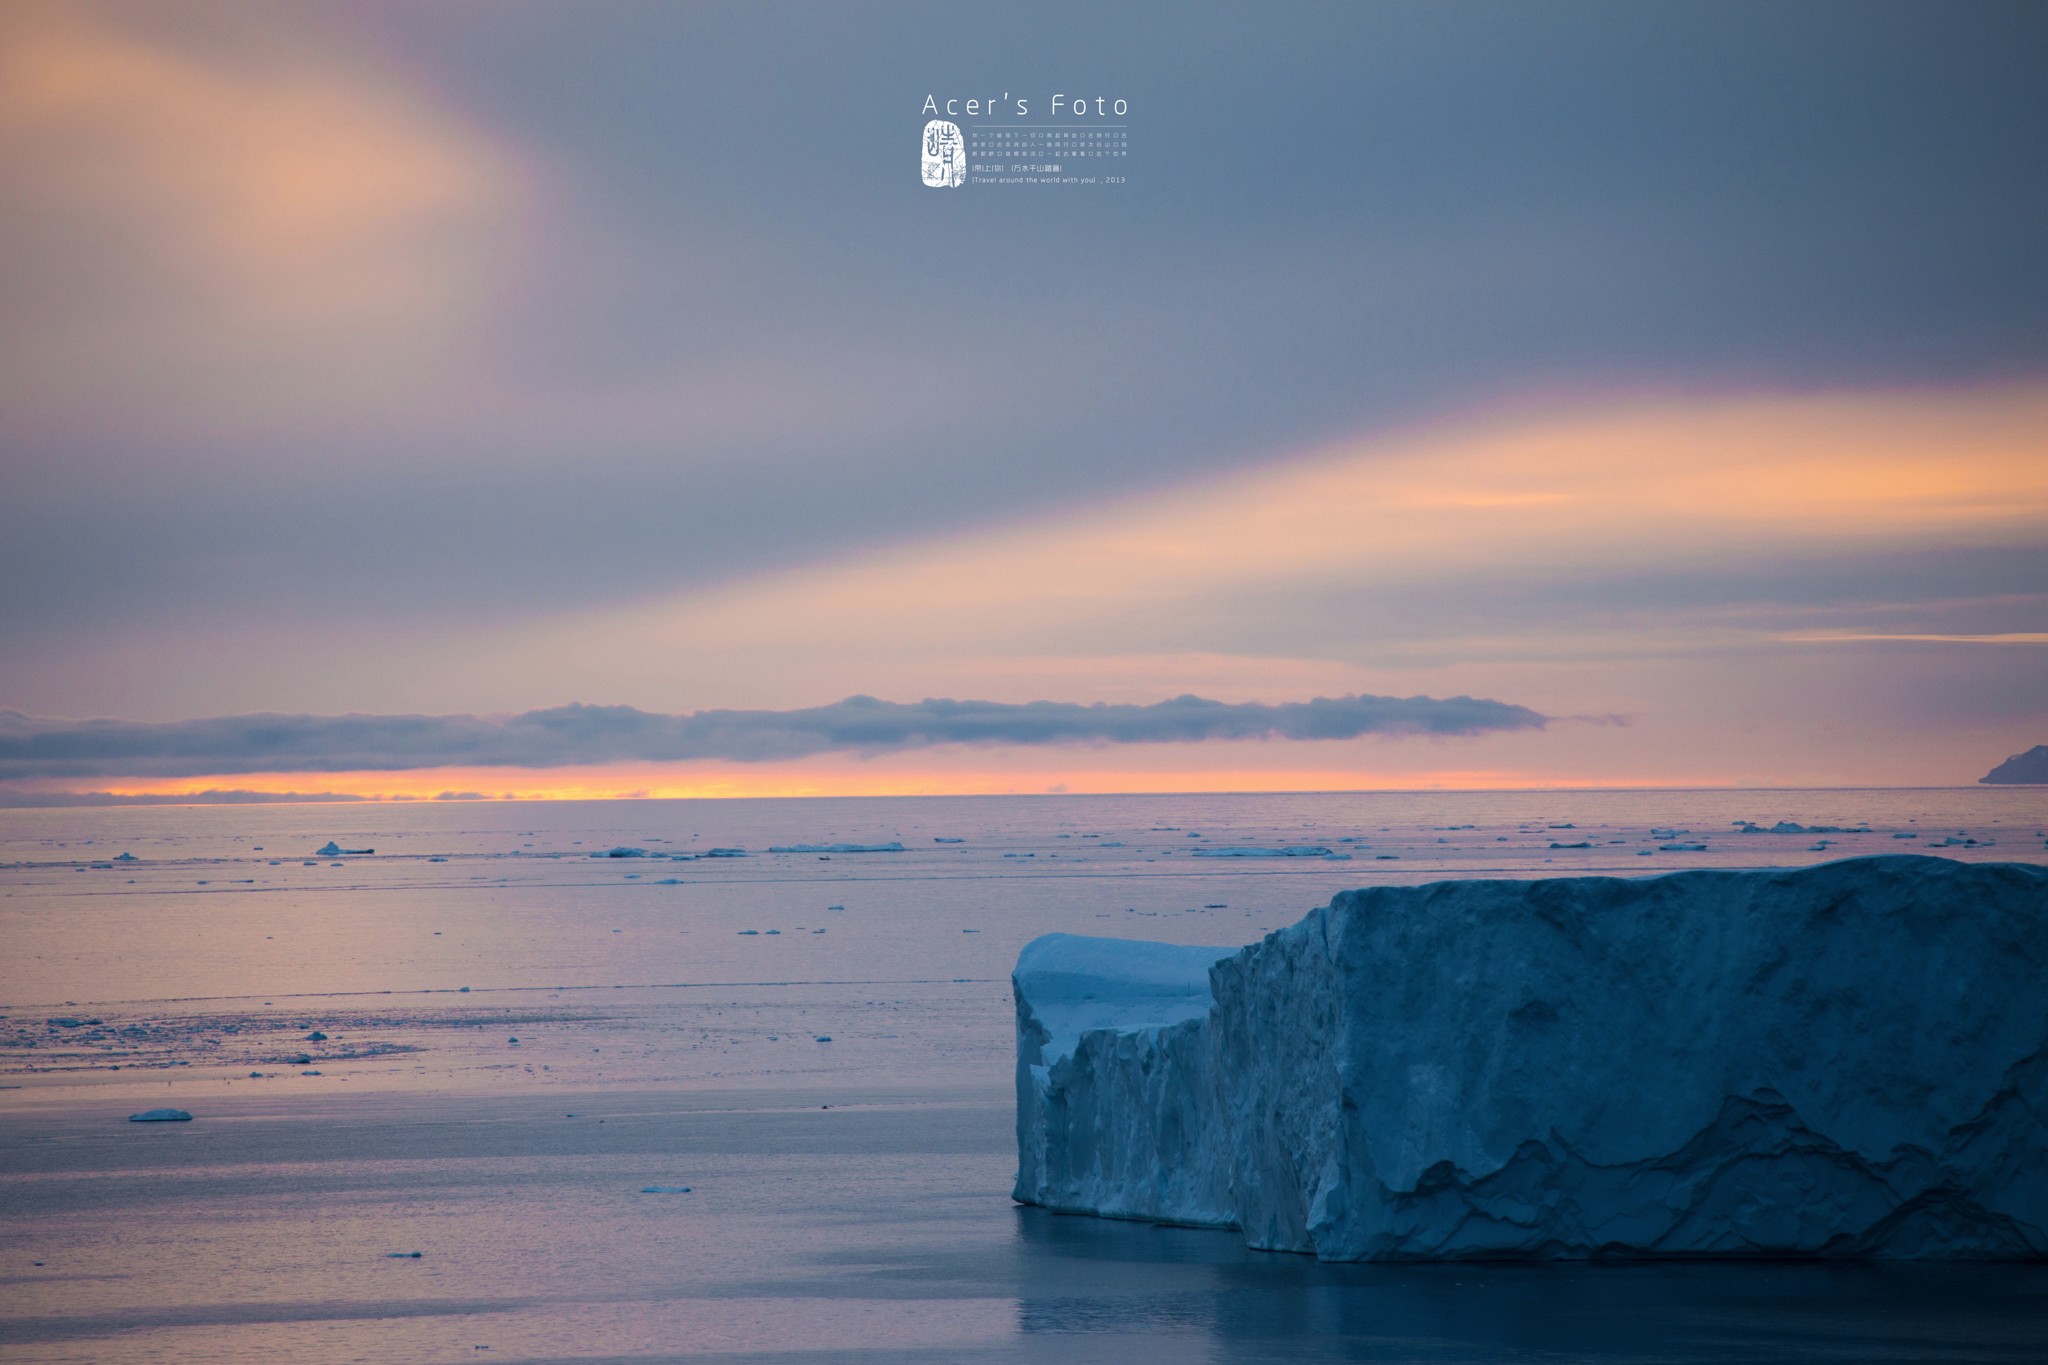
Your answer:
1981,745 -> 2048,784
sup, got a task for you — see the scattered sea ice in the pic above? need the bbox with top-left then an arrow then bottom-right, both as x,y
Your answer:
767,842 -> 906,854
1190,846 -> 1332,859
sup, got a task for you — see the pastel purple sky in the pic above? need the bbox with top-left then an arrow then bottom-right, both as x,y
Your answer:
2,1 -> 2044,798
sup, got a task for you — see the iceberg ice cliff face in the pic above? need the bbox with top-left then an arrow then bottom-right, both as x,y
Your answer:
1013,856 -> 2048,1259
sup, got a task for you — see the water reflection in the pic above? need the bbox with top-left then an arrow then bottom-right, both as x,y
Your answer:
1009,1208 -> 2048,1361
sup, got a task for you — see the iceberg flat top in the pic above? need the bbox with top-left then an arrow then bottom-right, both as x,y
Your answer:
1013,933 -> 1234,1066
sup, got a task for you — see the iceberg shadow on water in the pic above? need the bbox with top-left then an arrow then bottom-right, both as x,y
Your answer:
1012,856 -> 2048,1260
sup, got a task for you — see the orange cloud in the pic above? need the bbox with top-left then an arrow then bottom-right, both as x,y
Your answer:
0,2 -> 525,439
477,382 -> 2048,704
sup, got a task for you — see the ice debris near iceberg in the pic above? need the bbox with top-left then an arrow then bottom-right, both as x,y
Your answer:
1190,845 -> 1336,858
1013,856 -> 2048,1259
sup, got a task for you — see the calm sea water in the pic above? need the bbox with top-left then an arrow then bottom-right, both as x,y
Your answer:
3,789 -> 2045,1362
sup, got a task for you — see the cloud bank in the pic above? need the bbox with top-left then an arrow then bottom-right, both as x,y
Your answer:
0,694 -> 1546,782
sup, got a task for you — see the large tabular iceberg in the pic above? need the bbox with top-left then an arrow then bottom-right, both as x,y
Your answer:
1013,856 -> 2048,1259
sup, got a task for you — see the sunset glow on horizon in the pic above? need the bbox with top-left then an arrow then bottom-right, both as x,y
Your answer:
2,2 -> 2042,800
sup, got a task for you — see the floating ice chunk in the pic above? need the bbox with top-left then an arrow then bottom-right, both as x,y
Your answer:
935,837 -> 965,843
114,851 -> 137,862
1735,821 -> 1870,835
596,847 -> 647,858
1549,841 -> 1592,849
1659,842 -> 1708,851
702,848 -> 747,858
315,841 -> 373,856
1014,856 -> 2048,1260
640,1185 -> 692,1194
767,842 -> 906,854
1190,846 -> 1333,859
128,1108 -> 192,1122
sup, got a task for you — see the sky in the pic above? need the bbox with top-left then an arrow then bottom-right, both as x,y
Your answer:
1,0 -> 2044,799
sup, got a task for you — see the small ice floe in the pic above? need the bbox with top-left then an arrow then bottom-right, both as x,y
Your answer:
1733,821 -> 1870,835
114,852 -> 137,862
655,877 -> 682,885
814,1035 -> 832,1043
1660,843 -> 1709,852
306,1031 -> 327,1041
1808,842 -> 1833,851
640,1185 -> 692,1193
1100,841 -> 1125,847
702,848 -> 747,858
1893,832 -> 1919,839
738,929 -> 759,935
128,1108 -> 192,1122
596,847 -> 648,858
386,1251 -> 423,1258
1375,854 -> 1401,860
1938,835 -> 1987,847
766,842 -> 906,854
1190,846 -> 1333,859
1650,828 -> 1688,839
765,929 -> 781,935
1549,841 -> 1593,850
935,837 -> 965,843
315,842 -> 374,856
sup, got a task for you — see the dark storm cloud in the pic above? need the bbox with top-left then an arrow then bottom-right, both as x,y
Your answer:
0,694 -> 1548,780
